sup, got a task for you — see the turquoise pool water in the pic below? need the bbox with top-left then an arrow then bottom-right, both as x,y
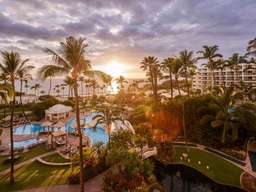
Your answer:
13,138 -> 42,149
65,112 -> 108,145
14,124 -> 45,135
14,112 -> 109,145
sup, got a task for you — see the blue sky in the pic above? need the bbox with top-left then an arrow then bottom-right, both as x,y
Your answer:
0,0 -> 255,78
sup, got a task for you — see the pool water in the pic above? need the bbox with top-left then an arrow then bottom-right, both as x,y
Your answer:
13,138 -> 41,149
14,112 -> 109,145
14,124 -> 45,135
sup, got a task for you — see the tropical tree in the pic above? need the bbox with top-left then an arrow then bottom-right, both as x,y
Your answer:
78,76 -> 84,96
236,81 -> 256,101
0,51 -> 30,184
93,104 -> 124,147
210,86 -> 243,143
197,45 -> 222,88
89,79 -> 97,96
0,73 -> 8,118
226,53 -> 246,86
30,83 -> 41,96
38,65 -> 57,95
17,66 -> 34,104
140,56 -> 161,104
172,58 -> 183,96
161,57 -> 176,99
215,58 -> 227,87
64,76 -> 75,98
178,50 -> 197,97
115,75 -> 127,91
41,36 -> 106,192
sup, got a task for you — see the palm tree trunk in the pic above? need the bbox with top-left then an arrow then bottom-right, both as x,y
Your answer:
176,76 -> 181,96
10,77 -> 15,184
73,81 -> 84,192
20,79 -> 23,104
169,71 -> 173,99
185,69 -> 190,97
81,82 -> 83,97
48,76 -> 52,95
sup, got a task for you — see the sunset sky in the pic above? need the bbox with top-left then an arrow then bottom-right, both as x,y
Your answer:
0,0 -> 255,79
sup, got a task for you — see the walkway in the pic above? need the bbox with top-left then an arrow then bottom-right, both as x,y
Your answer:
0,150 -> 57,177
18,170 -> 105,192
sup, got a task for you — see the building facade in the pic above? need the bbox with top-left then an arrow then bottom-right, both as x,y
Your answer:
193,63 -> 256,90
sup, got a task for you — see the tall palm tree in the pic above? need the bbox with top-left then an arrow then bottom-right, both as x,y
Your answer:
38,65 -> 57,95
140,56 -> 161,104
226,53 -> 246,86
0,51 -> 30,184
0,73 -> 8,118
78,76 -> 84,96
64,76 -> 75,98
30,83 -> 41,96
197,45 -> 222,87
115,75 -> 127,91
41,36 -> 105,192
161,57 -> 176,99
60,83 -> 66,97
210,86 -> 244,143
17,66 -> 34,104
215,58 -> 227,87
172,58 -> 183,96
178,50 -> 197,97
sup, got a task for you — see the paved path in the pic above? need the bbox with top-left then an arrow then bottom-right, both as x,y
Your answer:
0,150 -> 57,177
17,171 -> 105,192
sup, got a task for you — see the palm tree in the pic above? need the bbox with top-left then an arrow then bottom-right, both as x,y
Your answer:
93,104 -> 123,148
210,86 -> 243,143
89,79 -> 97,96
178,50 -> 197,97
60,84 -> 66,97
30,83 -> 41,96
0,73 -> 8,118
64,76 -> 76,98
78,76 -> 84,96
215,58 -> 227,87
140,56 -> 161,104
54,84 -> 61,96
17,66 -> 34,104
161,57 -> 176,99
41,36 -> 105,192
115,75 -> 127,91
172,58 -> 183,96
197,45 -> 222,88
0,51 -> 30,184
38,65 -> 57,95
226,53 -> 246,86
236,81 -> 256,101
102,74 -> 113,94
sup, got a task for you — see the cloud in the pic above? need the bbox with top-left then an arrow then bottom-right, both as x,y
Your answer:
0,0 -> 255,78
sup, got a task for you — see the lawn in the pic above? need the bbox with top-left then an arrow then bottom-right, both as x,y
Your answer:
41,153 -> 70,163
173,145 -> 243,189
0,161 -> 79,191
0,144 -> 49,172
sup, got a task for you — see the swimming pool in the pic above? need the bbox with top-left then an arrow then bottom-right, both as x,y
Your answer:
14,124 -> 45,135
65,112 -> 109,145
13,138 -> 43,149
14,112 -> 109,145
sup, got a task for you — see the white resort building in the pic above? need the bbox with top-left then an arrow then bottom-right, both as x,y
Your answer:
193,62 -> 256,90
45,104 -> 72,121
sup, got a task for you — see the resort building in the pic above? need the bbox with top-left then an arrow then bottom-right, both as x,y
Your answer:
193,63 -> 256,90
45,104 -> 72,121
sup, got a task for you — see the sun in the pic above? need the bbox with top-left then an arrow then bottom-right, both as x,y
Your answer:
105,60 -> 126,78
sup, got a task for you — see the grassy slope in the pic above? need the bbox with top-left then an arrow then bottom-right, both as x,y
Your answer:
173,145 -> 243,189
41,153 -> 70,163
0,161 -> 79,191
0,144 -> 48,172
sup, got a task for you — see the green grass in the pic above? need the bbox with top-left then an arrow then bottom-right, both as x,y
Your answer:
0,161 -> 79,191
41,153 -> 70,163
0,144 -> 49,172
173,145 -> 243,189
